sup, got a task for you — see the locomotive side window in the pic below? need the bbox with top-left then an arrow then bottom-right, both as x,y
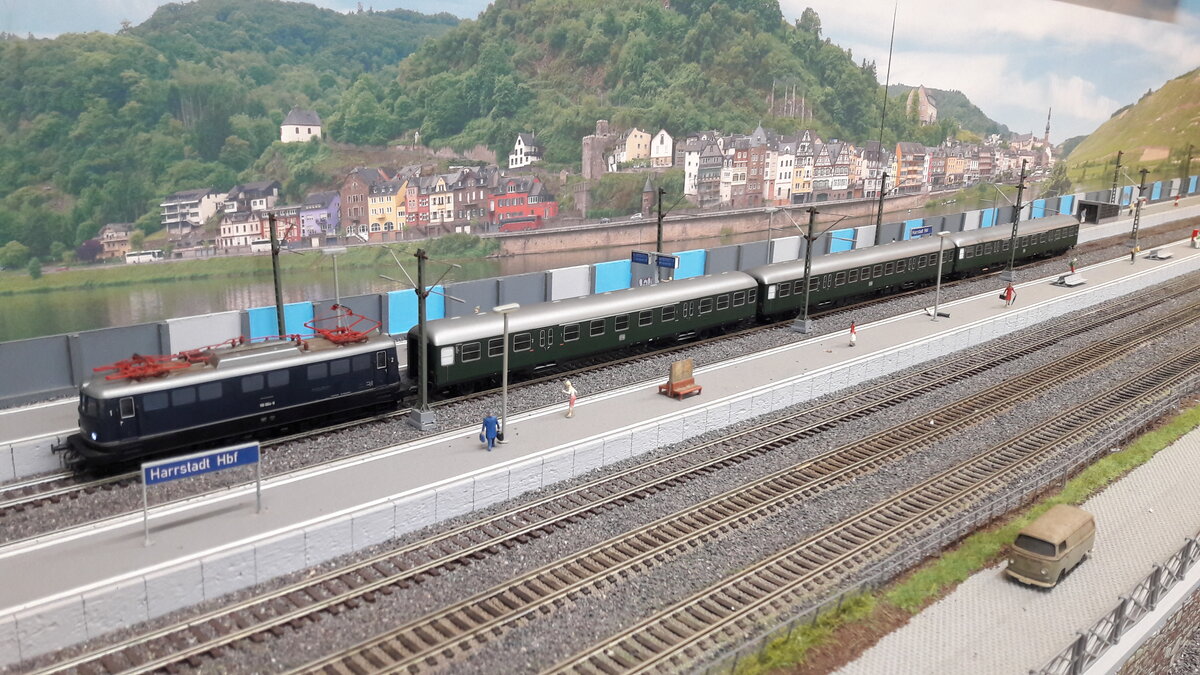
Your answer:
352,354 -> 371,372
716,295 -> 730,311
199,382 -> 222,401
732,291 -> 746,307
171,388 -> 196,407
331,359 -> 350,377
268,370 -> 290,388
616,314 -> 631,330
563,324 -> 580,341
589,319 -> 605,337
308,363 -> 328,380
119,397 -> 135,419
376,351 -> 387,369
698,300 -> 712,315
143,392 -> 169,412
488,338 -> 503,357
440,347 -> 454,366
661,305 -> 676,321
513,333 -> 533,351
834,271 -> 846,286
639,309 -> 654,326
460,342 -> 481,362
242,374 -> 264,393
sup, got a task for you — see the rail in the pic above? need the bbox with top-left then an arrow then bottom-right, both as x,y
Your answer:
698,373 -> 1200,675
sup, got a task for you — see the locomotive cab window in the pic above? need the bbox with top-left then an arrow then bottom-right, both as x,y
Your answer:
82,395 -> 99,417
119,397 -> 135,419
639,309 -> 654,326
376,351 -> 387,369
460,342 -> 481,362
513,333 -> 533,352
616,314 -> 631,330
661,305 -> 676,321
589,319 -> 605,337
563,324 -> 580,341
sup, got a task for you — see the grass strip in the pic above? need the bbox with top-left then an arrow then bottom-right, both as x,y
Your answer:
732,402 -> 1200,674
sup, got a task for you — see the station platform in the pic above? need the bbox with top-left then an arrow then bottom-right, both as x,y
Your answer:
2,238 -> 1200,665
836,423 -> 1200,675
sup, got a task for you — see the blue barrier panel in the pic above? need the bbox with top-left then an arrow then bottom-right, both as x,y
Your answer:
1031,199 -> 1046,218
1059,195 -> 1075,217
386,286 -> 445,336
902,219 -> 924,240
675,250 -> 706,279
1152,181 -> 1162,201
1122,186 -> 1133,206
594,260 -> 632,292
830,228 -> 855,252
981,208 -> 996,228
247,302 -> 315,339
1190,176 -> 1198,194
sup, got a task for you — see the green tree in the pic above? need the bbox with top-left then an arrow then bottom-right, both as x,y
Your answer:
27,256 -> 42,279
1044,161 -> 1072,198
0,240 -> 31,269
130,230 -> 146,250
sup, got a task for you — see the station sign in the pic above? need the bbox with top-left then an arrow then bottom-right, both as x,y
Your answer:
655,254 -> 679,269
142,443 -> 260,485
909,225 -> 933,239
631,250 -> 651,265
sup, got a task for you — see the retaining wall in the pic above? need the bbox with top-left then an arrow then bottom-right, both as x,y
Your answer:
5,250 -> 1199,667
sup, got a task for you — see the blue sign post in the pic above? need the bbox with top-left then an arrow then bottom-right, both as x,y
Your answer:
909,225 -> 933,239
631,250 -> 651,265
654,253 -> 679,269
141,442 -> 262,545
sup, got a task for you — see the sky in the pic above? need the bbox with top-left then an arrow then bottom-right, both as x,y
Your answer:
3,0 -> 1198,142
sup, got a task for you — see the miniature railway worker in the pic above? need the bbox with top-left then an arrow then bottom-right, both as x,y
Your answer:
481,414 -> 500,451
562,379 -> 578,418
1130,246 -> 1139,264
848,321 -> 857,347
1069,256 -> 1078,274
1003,283 -> 1017,307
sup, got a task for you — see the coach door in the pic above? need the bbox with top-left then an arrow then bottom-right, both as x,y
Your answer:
538,327 -> 554,357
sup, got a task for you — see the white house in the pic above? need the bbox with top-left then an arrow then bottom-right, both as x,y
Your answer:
650,129 -> 674,168
281,107 -> 322,143
508,133 -> 544,169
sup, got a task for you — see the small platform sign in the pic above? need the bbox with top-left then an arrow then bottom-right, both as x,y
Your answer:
140,442 -> 262,546
909,225 -> 933,239
655,254 -> 679,269
631,250 -> 651,265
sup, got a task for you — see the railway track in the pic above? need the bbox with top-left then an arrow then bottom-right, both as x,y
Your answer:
547,349 -> 1200,674
41,287 -> 1200,674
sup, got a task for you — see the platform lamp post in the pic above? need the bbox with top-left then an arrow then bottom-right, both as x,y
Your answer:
320,246 -> 347,327
494,303 -> 520,442
932,231 -> 951,321
765,207 -> 779,262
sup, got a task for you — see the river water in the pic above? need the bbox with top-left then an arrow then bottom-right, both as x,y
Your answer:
0,197 -> 993,342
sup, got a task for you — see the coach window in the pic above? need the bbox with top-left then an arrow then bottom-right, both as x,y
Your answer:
639,309 -> 654,326
779,283 -> 791,297
790,280 -> 802,294
376,351 -> 387,369
513,333 -> 533,352
715,295 -> 730,311
896,259 -> 906,273
748,288 -> 757,303
488,337 -> 503,358
698,300 -> 712,315
331,359 -> 350,377
616,314 -> 631,330
766,285 -> 776,300
661,305 -> 676,321
440,347 -> 454,366
308,363 -> 328,381
119,397 -> 135,419
848,269 -> 859,283
823,274 -> 833,289
143,391 -> 169,412
563,324 -> 580,341
860,267 -> 871,281
884,262 -> 895,275
873,264 -> 883,278
732,291 -> 746,307
460,342 -> 481,362
1040,232 -> 1048,243
917,255 -> 927,269
171,388 -> 196,407
242,374 -> 264,393
1002,239 -> 1010,251
834,271 -> 846,286
590,319 -> 605,337
808,276 -> 819,292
